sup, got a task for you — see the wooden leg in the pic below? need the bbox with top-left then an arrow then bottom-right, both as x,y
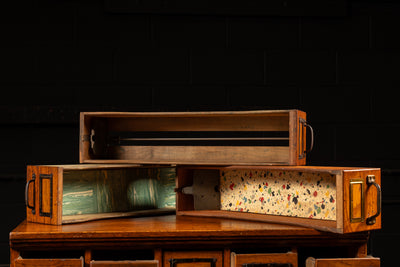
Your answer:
154,248 -> 162,265
85,249 -> 92,267
356,242 -> 368,258
223,248 -> 230,267
10,248 -> 20,267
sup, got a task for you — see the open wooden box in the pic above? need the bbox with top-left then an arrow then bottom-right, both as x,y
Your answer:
79,110 -> 312,166
25,164 -> 176,225
176,166 -> 381,233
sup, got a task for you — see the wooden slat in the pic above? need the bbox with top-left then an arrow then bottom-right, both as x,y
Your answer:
62,208 -> 175,224
107,115 -> 290,132
107,146 -> 290,165
177,210 -> 338,233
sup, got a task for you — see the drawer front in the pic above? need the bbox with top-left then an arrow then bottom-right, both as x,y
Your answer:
343,169 -> 382,233
15,257 -> 83,267
164,251 -> 223,267
231,252 -> 297,267
26,166 -> 62,225
305,257 -> 380,267
90,260 -> 159,266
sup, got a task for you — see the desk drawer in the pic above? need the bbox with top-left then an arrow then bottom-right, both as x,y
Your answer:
15,257 -> 83,267
177,166 -> 381,233
231,251 -> 297,267
305,257 -> 380,267
164,251 -> 223,267
25,164 -> 175,225
90,260 -> 159,266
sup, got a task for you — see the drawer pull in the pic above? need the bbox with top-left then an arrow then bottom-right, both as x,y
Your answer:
366,175 -> 382,225
25,173 -> 36,214
299,118 -> 314,159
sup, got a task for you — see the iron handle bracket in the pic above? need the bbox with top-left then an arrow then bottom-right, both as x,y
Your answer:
366,175 -> 382,225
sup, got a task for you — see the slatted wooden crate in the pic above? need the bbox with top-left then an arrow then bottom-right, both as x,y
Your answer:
79,110 -> 312,166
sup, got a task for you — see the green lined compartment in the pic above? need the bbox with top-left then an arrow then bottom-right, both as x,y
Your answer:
62,168 -> 176,216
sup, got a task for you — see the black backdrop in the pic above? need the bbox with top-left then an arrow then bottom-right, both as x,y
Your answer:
1,0 -> 400,265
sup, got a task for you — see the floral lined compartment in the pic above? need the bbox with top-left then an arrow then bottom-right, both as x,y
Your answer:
220,169 -> 337,220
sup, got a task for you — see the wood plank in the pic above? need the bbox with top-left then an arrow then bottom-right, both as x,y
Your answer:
107,146 -> 290,165
107,115 -> 290,132
62,208 -> 175,224
306,257 -> 380,267
177,210 -> 338,233
336,173 -> 344,233
81,110 -> 295,117
11,215 -> 372,250
80,112 -> 92,165
289,109 -> 299,166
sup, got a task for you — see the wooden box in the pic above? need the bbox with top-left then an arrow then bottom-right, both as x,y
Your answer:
176,166 -> 381,233
79,110 -> 312,166
25,164 -> 176,225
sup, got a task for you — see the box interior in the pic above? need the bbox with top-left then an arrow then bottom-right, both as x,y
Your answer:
62,167 -> 176,216
83,113 -> 293,165
181,169 -> 337,221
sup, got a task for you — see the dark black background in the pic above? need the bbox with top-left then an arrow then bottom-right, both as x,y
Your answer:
1,0 -> 400,265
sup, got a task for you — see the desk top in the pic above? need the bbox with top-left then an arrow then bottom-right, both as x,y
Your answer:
10,215 -> 368,249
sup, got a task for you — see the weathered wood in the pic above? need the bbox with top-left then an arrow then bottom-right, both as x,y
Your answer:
79,110 -> 308,166
107,146 -> 290,165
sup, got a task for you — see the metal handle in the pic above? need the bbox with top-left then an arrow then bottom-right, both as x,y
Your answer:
25,173 -> 36,214
366,175 -> 381,225
299,119 -> 314,159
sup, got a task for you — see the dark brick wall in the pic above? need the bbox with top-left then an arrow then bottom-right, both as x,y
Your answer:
1,0 -> 399,265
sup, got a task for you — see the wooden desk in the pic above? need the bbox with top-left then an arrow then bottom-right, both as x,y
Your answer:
10,215 -> 379,267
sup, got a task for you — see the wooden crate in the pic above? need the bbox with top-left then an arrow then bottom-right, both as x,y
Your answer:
79,110 -> 311,166
176,166 -> 381,234
25,164 -> 176,225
